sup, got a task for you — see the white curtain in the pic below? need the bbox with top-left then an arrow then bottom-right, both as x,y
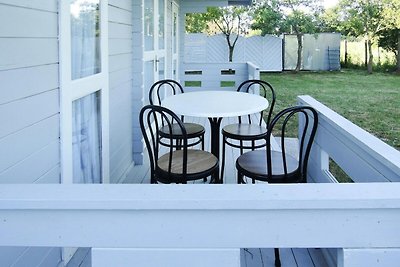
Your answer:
72,94 -> 101,183
71,0 -> 102,183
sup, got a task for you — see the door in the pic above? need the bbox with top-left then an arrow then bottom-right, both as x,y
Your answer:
59,0 -> 109,263
144,0 -> 166,104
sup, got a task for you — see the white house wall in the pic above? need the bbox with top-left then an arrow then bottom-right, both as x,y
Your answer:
0,1 -> 62,266
108,0 -> 134,183
0,0 -> 138,265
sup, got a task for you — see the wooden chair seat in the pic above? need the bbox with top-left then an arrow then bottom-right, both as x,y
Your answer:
140,105 -> 217,184
160,123 -> 205,139
236,150 -> 299,183
149,79 -> 205,149
157,150 -> 218,182
222,123 -> 267,140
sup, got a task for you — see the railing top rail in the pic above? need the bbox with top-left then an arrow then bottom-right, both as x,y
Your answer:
1,183 -> 400,248
1,183 -> 400,210
298,95 -> 400,170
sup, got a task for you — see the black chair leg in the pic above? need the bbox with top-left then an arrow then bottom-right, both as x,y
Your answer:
274,248 -> 281,267
237,172 -> 244,184
202,135 -> 207,182
221,137 -> 226,182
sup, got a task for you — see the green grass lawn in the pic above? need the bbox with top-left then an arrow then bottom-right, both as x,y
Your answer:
261,69 -> 400,150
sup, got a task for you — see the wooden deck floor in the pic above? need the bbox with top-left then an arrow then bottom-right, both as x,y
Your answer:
67,116 -> 328,267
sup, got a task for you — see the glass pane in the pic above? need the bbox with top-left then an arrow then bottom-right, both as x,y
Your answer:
144,0 -> 154,51
70,0 -> 101,79
173,12 -> 177,54
72,92 -> 102,183
158,0 -> 165,49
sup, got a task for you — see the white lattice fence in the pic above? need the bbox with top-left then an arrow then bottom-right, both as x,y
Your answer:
185,33 -> 283,71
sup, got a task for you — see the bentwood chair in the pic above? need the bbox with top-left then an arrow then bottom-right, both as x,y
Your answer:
235,106 -> 318,267
140,105 -> 219,184
149,79 -> 205,150
220,79 -> 276,180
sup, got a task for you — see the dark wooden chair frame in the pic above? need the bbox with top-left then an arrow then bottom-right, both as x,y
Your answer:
220,79 -> 276,180
236,106 -> 319,267
140,105 -> 218,184
149,79 -> 205,149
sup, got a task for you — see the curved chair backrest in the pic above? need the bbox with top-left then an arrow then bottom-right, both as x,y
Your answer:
139,105 -> 188,183
149,79 -> 184,106
265,106 -> 318,183
236,79 -> 276,126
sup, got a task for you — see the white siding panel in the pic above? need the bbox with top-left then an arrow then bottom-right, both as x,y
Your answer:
109,53 -> 132,73
0,115 -> 59,174
109,38 -> 133,56
110,146 -> 133,183
35,164 -> 60,184
0,38 -> 58,70
0,90 -> 59,138
109,68 -> 133,89
0,5 -> 57,37
109,5 -> 132,25
109,0 -> 132,11
108,2 -> 134,183
0,1 -> 57,12
0,140 -> 59,184
0,64 -> 59,104
109,22 -> 132,39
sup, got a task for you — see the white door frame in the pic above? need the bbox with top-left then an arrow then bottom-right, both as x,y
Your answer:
59,0 -> 110,185
171,1 -> 179,80
144,0 -> 167,83
59,0 -> 109,264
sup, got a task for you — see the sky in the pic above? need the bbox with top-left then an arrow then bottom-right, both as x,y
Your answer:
323,0 -> 339,9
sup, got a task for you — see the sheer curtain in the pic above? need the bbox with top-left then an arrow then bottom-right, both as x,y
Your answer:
71,0 -> 102,183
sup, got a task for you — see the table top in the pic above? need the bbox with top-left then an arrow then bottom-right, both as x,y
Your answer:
162,91 -> 269,118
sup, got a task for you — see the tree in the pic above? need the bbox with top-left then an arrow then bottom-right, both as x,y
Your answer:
185,13 -> 208,34
185,6 -> 252,62
336,0 -> 384,74
251,0 -> 284,36
380,0 -> 400,72
252,0 -> 322,72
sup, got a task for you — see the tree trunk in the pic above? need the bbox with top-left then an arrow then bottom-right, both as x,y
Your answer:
344,40 -> 348,66
396,33 -> 400,73
367,39 -> 373,74
228,45 -> 234,62
295,34 -> 302,72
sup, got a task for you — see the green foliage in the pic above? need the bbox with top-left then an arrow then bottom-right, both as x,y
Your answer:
251,0 -> 283,36
185,13 -> 208,33
378,29 -> 399,56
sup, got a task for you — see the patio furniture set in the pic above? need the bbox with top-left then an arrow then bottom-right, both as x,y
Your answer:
140,79 -> 319,267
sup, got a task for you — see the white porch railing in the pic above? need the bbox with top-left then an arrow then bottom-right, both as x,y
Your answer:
1,183 -> 400,267
1,96 -> 400,267
299,95 -> 400,184
298,95 -> 400,267
181,62 -> 260,92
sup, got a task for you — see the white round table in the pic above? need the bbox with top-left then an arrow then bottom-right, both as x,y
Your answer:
162,91 -> 269,183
